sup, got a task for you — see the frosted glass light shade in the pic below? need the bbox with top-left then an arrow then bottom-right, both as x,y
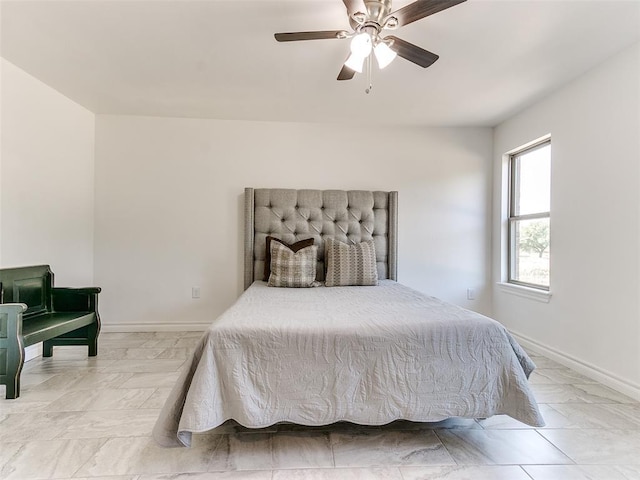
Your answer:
350,32 -> 372,57
345,53 -> 366,73
374,42 -> 397,69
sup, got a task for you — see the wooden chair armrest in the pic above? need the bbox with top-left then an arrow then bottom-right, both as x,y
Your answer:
0,303 -> 28,314
0,303 -> 27,339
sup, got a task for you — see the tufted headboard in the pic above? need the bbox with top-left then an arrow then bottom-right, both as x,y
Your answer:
244,188 -> 398,290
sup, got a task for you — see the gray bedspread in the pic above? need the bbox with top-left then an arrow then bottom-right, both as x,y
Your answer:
153,281 -> 545,447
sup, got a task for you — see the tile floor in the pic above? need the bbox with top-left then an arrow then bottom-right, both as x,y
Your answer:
1,330 -> 640,480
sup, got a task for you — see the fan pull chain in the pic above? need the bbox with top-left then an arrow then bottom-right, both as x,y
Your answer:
365,54 -> 373,94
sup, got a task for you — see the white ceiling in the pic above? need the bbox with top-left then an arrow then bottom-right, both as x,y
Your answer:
1,0 -> 639,127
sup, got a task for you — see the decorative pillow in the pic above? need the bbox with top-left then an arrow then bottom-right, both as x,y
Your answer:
264,236 -> 315,281
268,241 -> 318,288
325,238 -> 378,287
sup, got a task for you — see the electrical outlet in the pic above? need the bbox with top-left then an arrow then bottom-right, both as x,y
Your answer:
192,287 -> 200,299
466,288 -> 475,300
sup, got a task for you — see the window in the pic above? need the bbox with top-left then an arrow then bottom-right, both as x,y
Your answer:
508,139 -> 551,290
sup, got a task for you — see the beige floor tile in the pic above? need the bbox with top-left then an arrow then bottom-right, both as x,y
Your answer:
539,429 -> 640,464
55,477 -> 139,480
141,338 -> 203,349
182,331 -> 208,339
26,371 -> 94,391
399,465 -> 531,480
15,372 -> 57,387
99,359 -> 186,373
155,347 -> 194,360
271,431 -> 334,469
543,403 -> 640,429
529,368 -> 598,385
140,473 -> 272,480
22,357 -> 115,374
0,438 -> 105,480
97,347 -> 168,360
523,465 -> 630,479
224,433 -> 271,470
600,403 -> 640,426
45,387 -> 156,412
101,332 -> 160,340
0,386 -> 68,404
436,429 -> 572,465
0,442 -> 24,472
99,337 -> 158,348
0,399 -> 51,414
226,431 -> 333,470
120,371 -> 182,389
572,384 -> 638,404
58,408 -> 161,438
617,465 -> 640,479
530,383 -> 636,404
529,357 -> 566,369
32,371 -> 136,392
0,411 -> 84,442
331,430 -> 455,467
75,435 -> 229,476
141,387 -> 174,409
272,467 -> 403,479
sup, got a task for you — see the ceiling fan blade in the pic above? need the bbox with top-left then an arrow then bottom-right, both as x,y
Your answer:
389,0 -> 467,28
386,36 -> 439,68
274,31 -> 348,42
337,64 -> 356,81
342,0 -> 365,14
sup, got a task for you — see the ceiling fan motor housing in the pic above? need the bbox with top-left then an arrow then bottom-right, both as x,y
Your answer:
363,0 -> 392,25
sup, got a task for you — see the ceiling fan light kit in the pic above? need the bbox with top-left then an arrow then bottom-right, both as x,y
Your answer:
374,41 -> 397,69
274,0 -> 467,92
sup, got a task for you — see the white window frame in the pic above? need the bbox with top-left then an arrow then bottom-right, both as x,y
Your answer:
507,138 -> 551,291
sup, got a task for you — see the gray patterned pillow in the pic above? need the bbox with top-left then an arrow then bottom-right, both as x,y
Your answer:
325,238 -> 378,287
268,241 -> 318,288
264,236 -> 315,281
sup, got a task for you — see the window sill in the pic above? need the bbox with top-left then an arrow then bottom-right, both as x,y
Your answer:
497,282 -> 551,303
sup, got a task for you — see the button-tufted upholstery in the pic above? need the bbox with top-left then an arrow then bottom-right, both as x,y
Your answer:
244,188 -> 398,288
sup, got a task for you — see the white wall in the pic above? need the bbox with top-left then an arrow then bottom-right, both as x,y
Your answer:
94,116 -> 493,329
492,42 -> 640,398
0,59 -> 95,286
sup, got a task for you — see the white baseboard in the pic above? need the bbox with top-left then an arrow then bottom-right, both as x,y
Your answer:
100,323 -> 210,333
25,343 -> 42,362
512,330 -> 640,402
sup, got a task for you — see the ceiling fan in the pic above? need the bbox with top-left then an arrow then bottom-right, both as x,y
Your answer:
274,0 -> 467,86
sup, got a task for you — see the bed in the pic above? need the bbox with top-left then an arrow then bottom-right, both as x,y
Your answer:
153,188 -> 544,448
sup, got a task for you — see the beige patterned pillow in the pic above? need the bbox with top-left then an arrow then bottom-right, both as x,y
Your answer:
268,241 -> 318,288
325,238 -> 378,287
264,236 -> 315,281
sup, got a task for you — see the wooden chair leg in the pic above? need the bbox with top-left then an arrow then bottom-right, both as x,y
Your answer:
43,340 -> 54,357
5,369 -> 22,400
88,318 -> 100,357
1,304 -> 27,399
3,339 -> 25,399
